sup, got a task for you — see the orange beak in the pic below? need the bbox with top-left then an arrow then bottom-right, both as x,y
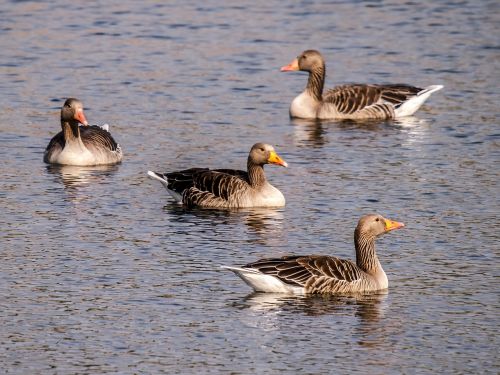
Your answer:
267,150 -> 288,167
383,218 -> 405,232
280,58 -> 299,72
74,108 -> 88,126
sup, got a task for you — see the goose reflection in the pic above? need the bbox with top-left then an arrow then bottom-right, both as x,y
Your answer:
292,116 -> 429,148
161,205 -> 283,226
394,116 -> 430,149
243,208 -> 284,236
46,164 -> 119,189
229,291 -> 390,348
391,115 -> 428,128
232,290 -> 387,322
291,118 -> 326,147
331,116 -> 429,134
161,205 -> 285,244
161,203 -> 235,226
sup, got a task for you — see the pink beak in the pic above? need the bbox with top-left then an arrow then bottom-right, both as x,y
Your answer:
280,58 -> 299,72
75,109 -> 88,126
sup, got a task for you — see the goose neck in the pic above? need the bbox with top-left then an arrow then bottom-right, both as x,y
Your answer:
62,121 -> 80,143
306,64 -> 325,101
354,229 -> 379,273
247,159 -> 266,188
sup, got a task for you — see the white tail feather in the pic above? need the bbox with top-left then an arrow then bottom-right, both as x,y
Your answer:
221,266 -> 303,294
147,171 -> 183,203
395,84 -> 443,118
147,170 -> 168,185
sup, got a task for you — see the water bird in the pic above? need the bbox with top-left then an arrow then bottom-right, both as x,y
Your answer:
281,49 -> 443,120
148,143 -> 288,209
223,214 -> 404,294
44,98 -> 123,166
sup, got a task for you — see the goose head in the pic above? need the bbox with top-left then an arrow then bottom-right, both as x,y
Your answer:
249,143 -> 288,167
61,98 -> 88,126
280,50 -> 325,73
355,214 -> 405,240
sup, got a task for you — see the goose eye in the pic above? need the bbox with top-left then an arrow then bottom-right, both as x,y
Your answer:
260,148 -> 265,152
375,218 -> 380,222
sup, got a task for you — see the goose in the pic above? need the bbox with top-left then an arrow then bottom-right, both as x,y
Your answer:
281,49 -> 443,120
147,143 -> 288,209
223,214 -> 405,294
44,98 -> 123,166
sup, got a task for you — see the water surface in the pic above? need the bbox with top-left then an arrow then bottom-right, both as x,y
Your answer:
0,0 -> 499,373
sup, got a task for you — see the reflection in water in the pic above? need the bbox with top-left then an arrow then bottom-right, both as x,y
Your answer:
333,118 -> 388,131
242,208 -> 284,238
394,116 -> 431,149
233,291 -> 386,321
163,204 -> 284,229
231,291 -> 392,350
45,164 -> 120,207
162,202 -> 232,220
46,164 -> 120,189
239,291 -> 386,319
291,118 -> 326,147
292,115 -> 430,151
162,205 -> 285,245
391,116 -> 428,129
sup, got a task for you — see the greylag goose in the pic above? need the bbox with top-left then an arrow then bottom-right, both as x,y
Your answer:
147,143 -> 288,209
44,98 -> 123,166
223,214 -> 404,294
281,49 -> 443,120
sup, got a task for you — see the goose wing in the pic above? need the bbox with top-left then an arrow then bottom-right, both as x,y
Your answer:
323,84 -> 384,114
80,125 -> 119,152
165,168 -> 210,194
245,255 -> 363,291
44,131 -> 65,153
183,169 -> 251,207
323,84 -> 422,115
165,168 -> 248,194
375,84 -> 422,105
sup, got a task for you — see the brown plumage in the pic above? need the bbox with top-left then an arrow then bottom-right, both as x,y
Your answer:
44,98 -> 122,166
147,143 -> 288,209
223,214 -> 405,294
281,49 -> 443,120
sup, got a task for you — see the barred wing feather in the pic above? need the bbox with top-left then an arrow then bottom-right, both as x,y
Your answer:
245,255 -> 363,290
80,126 -> 119,151
182,170 -> 251,208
